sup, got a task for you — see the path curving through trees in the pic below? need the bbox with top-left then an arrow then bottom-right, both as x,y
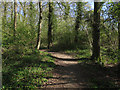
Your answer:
42,50 -> 91,88
41,49 -> 119,88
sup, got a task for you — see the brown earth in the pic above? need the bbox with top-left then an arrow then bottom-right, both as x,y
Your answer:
41,50 -> 119,88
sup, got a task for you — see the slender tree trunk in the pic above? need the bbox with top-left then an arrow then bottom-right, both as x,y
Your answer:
23,2 -> 26,24
36,2 -> 42,50
19,2 -> 26,24
64,2 -> 70,20
10,2 -> 13,34
11,2 -> 13,22
85,28 -> 92,54
30,2 -> 33,30
2,2 -> 7,31
74,2 -> 82,43
14,0 -> 17,40
48,1 -> 53,49
18,7 -> 21,21
91,2 -> 100,60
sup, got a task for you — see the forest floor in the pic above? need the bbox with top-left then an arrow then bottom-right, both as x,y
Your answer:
41,49 -> 119,88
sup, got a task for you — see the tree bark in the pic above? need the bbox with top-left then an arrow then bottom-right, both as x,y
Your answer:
19,2 -> 26,24
48,1 -> 53,49
11,2 -> 13,22
36,2 -> 42,50
91,2 -> 100,60
29,2 -> 34,30
118,12 -> 120,60
85,28 -> 92,54
23,2 -> 26,24
74,2 -> 82,43
2,2 -> 7,31
64,2 -> 70,20
18,6 -> 21,21
14,0 -> 17,40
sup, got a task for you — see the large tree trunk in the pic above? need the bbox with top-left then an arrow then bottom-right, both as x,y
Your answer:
118,19 -> 120,50
48,1 -> 53,49
74,2 -> 82,43
91,2 -> 100,60
36,2 -> 42,50
14,0 -> 17,40
118,13 -> 120,60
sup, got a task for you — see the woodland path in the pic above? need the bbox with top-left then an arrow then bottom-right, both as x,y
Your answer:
41,49 -> 118,88
41,49 -> 92,88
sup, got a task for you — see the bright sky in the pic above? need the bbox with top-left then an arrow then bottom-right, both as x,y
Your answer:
89,2 -> 94,10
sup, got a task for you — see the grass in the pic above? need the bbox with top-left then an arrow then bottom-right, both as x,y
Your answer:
2,49 -> 55,89
64,49 -> 91,59
64,48 -> 118,66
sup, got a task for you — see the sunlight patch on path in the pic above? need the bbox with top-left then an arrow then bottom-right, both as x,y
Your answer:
42,51 -> 87,88
50,52 -> 73,59
49,52 -> 78,66
55,60 -> 78,66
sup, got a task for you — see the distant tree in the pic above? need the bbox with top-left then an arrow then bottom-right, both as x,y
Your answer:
2,2 -> 7,31
29,2 -> 34,30
63,2 -> 70,20
106,2 -> 120,60
23,2 -> 26,24
48,1 -> 54,49
14,0 -> 17,40
11,2 -> 13,22
91,2 -> 100,60
36,2 -> 42,50
74,2 -> 82,43
19,2 -> 26,24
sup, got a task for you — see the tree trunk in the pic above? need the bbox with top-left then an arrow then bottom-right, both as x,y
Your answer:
29,2 -> 34,30
36,2 -> 42,50
19,2 -> 26,24
2,2 -> 7,31
14,0 -> 17,40
23,2 -> 26,24
18,6 -> 21,21
10,2 -> 13,34
64,2 -> 70,20
118,13 -> 120,60
48,1 -> 53,49
11,2 -> 13,22
85,28 -> 92,55
74,2 -> 82,43
91,2 -> 100,60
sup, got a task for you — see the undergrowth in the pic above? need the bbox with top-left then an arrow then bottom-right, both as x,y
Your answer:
2,48 -> 55,89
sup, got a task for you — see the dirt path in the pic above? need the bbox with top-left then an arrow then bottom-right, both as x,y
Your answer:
42,51 -> 90,88
41,50 -> 119,88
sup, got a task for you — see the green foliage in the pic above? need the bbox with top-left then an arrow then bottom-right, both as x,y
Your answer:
1,2 -> 120,88
2,49 -> 55,88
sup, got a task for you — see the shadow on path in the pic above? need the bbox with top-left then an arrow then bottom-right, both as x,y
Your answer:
41,50 -> 119,88
48,54 -> 89,61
